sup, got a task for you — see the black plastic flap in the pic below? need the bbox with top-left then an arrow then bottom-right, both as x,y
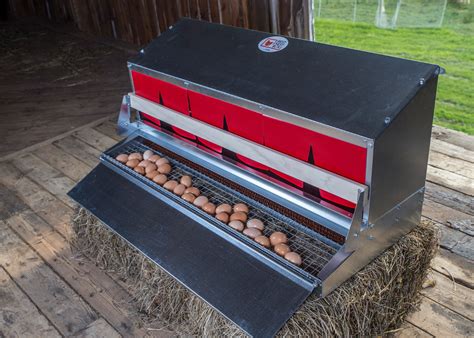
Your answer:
68,164 -> 314,337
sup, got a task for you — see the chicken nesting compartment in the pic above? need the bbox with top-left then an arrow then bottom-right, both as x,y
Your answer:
69,18 -> 440,337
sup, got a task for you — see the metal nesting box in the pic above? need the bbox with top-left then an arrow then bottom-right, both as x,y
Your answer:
69,18 -> 439,337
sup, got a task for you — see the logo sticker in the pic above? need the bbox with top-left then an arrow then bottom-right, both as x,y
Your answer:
258,36 -> 289,53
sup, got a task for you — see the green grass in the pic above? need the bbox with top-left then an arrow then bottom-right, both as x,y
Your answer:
314,4 -> 474,134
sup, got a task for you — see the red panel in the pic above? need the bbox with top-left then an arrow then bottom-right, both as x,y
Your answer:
131,70 -> 160,103
263,116 -> 313,187
141,112 -> 161,127
309,132 -> 367,208
131,71 -> 195,140
187,91 -> 225,152
224,104 -> 268,170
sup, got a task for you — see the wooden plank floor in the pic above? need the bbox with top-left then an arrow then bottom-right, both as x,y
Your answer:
0,22 -> 473,338
0,21 -> 132,158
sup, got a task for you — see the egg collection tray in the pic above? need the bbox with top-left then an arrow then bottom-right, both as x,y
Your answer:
102,136 -> 339,279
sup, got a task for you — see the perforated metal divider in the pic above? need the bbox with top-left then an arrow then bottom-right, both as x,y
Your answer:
104,136 -> 339,278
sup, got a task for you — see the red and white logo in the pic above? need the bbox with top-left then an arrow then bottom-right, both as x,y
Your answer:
258,36 -> 289,53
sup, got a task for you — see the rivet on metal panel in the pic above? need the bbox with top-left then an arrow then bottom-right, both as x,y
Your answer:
384,117 -> 391,124
419,78 -> 425,86
184,81 -> 190,87
367,142 -> 373,148
127,64 -> 132,68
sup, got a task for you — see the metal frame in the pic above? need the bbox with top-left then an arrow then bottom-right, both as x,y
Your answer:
130,93 -> 368,204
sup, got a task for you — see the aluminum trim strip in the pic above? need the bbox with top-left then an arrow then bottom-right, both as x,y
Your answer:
130,93 -> 368,203
128,63 -> 372,148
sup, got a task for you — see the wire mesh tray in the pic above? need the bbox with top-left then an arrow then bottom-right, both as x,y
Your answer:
103,136 -> 339,278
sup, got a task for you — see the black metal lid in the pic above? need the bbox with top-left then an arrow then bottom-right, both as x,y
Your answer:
130,18 -> 439,139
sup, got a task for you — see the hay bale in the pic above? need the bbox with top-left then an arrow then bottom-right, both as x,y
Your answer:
71,207 -> 438,336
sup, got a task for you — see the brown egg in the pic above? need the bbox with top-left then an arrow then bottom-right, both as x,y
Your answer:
148,154 -> 161,163
126,159 -> 140,168
284,252 -> 302,266
184,187 -> 200,196
216,203 -> 232,214
228,220 -> 244,232
274,243 -> 291,256
146,170 -> 159,179
193,196 -> 209,208
153,174 -> 168,185
116,154 -> 128,163
215,212 -> 229,223
128,152 -> 143,161
254,236 -> 271,248
173,184 -> 186,196
243,227 -> 262,239
246,219 -> 264,231
138,160 -> 152,167
145,163 -> 157,173
202,202 -> 216,215
180,175 -> 192,188
158,163 -> 172,174
233,203 -> 249,214
134,166 -> 145,175
230,211 -> 247,223
163,180 -> 178,191
182,193 -> 196,203
143,150 -> 154,160
270,232 -> 288,246
156,158 -> 170,166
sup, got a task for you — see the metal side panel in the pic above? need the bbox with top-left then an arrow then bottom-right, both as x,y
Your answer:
68,163 -> 314,337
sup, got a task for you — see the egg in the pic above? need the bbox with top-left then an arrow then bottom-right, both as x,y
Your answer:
158,163 -> 172,174
138,160 -> 152,167
193,196 -> 209,208
233,203 -> 249,214
284,252 -> 302,266
184,187 -> 200,196
143,150 -> 154,160
243,227 -> 262,239
153,174 -> 168,185
173,184 -> 186,196
254,235 -> 271,248
216,203 -> 232,214
148,154 -> 161,163
230,211 -> 247,223
134,166 -> 145,175
202,202 -> 216,215
270,232 -> 288,246
116,154 -> 128,163
274,243 -> 291,256
145,163 -> 157,173
146,170 -> 159,179
182,193 -> 196,203
180,175 -> 192,188
156,158 -> 170,166
128,152 -> 143,161
163,180 -> 178,191
228,220 -> 244,232
126,159 -> 140,168
215,212 -> 229,223
246,219 -> 264,231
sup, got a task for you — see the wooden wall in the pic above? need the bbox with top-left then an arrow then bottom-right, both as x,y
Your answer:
8,0 -> 312,45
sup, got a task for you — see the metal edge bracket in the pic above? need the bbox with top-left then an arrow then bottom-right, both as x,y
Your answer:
117,95 -> 133,136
